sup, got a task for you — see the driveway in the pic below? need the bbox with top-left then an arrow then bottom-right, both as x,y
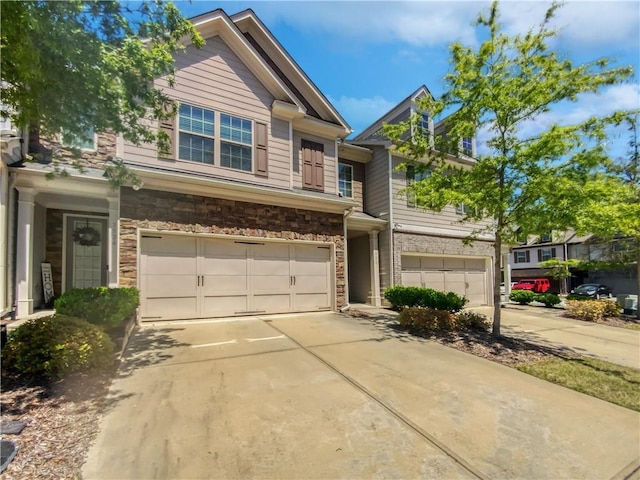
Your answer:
83,313 -> 640,480
472,305 -> 640,369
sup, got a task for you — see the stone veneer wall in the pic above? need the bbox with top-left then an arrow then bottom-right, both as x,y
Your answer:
392,231 -> 494,286
39,132 -> 117,169
119,188 -> 346,307
45,209 -> 108,295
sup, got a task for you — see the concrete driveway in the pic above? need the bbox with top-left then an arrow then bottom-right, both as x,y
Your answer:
83,312 -> 640,480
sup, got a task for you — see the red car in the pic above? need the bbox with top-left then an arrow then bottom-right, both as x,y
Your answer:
512,278 -> 551,293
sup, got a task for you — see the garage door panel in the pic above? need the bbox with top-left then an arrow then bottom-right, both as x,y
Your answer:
295,245 -> 330,261
203,239 -> 247,256
294,293 -> 330,310
202,275 -> 248,293
401,256 -> 421,270
253,294 -> 291,313
422,272 -> 445,290
444,258 -> 466,270
421,257 -> 444,270
465,258 -> 485,270
401,271 -> 422,287
144,297 -> 198,319
142,255 -> 197,275
142,274 -> 197,297
202,295 -> 249,316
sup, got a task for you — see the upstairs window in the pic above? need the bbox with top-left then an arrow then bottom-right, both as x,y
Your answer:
178,104 -> 214,164
406,165 -> 430,208
338,163 -> 353,198
62,127 -> 96,151
220,113 -> 252,172
455,203 -> 474,215
538,247 -> 556,262
419,112 -> 430,133
514,250 -> 530,263
539,233 -> 552,243
461,136 -> 473,156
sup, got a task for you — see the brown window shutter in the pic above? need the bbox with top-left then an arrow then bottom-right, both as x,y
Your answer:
551,247 -> 556,258
255,122 -> 268,177
302,140 -> 313,188
158,115 -> 175,159
513,252 -> 518,264
537,249 -> 542,262
301,139 -> 324,190
313,144 -> 324,190
526,250 -> 530,262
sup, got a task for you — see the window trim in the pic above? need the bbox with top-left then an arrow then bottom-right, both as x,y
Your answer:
338,162 -> 354,198
461,136 -> 473,156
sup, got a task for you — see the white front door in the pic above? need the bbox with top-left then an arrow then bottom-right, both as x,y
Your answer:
65,216 -> 108,290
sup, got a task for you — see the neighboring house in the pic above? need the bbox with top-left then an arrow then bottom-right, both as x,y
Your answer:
568,235 -> 638,295
510,231 -> 573,291
347,86 -> 495,307
509,231 -> 638,294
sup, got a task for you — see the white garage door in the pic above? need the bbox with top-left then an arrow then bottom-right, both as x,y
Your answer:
400,255 -> 488,306
140,234 -> 332,321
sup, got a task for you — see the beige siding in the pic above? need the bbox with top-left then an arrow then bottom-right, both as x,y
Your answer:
364,148 -> 390,217
378,225 -> 393,294
391,156 -> 491,233
291,130 -> 337,194
123,36 -> 290,189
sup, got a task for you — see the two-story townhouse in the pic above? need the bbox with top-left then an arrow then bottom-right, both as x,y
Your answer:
348,86 -> 495,306
3,9 -> 392,321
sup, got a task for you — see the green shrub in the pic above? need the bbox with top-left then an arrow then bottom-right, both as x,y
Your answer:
565,300 -> 607,322
3,315 -> 115,380
398,307 -> 455,334
509,289 -> 536,305
384,286 -> 468,312
600,300 -> 621,318
535,293 -> 561,308
55,287 -> 139,329
455,310 -> 490,331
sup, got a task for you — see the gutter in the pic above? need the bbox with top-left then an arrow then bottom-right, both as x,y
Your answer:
340,207 -> 356,313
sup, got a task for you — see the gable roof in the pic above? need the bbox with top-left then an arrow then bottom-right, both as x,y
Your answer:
352,85 -> 433,142
185,9 -> 351,137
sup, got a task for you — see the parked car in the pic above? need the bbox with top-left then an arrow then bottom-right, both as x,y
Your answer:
512,278 -> 551,293
569,283 -> 613,299
500,282 -> 518,295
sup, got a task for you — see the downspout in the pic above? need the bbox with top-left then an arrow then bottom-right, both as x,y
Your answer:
340,207 -> 356,312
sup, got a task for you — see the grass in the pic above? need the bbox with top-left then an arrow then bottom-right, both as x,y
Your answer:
516,356 -> 640,412
623,322 -> 640,331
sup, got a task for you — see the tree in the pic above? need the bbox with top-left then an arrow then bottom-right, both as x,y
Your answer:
573,115 -> 640,318
383,1 -> 633,335
0,1 -> 203,155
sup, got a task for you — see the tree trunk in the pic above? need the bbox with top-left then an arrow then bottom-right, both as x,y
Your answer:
636,241 -> 640,320
492,235 -> 502,336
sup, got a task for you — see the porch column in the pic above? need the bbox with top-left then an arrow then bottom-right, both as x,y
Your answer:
368,230 -> 381,306
107,196 -> 119,288
16,187 -> 35,317
503,252 -> 512,297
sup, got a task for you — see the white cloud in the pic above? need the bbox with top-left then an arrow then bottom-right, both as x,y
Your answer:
328,95 -> 396,132
254,1 -> 638,50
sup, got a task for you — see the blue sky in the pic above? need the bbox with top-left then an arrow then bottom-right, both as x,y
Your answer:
176,1 -> 640,155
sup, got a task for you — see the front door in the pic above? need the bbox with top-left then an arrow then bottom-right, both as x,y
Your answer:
65,216 -> 108,291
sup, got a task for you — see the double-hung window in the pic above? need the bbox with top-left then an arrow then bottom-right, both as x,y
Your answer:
220,114 -> 253,172
455,203 -> 474,215
461,136 -> 473,156
62,126 -> 96,151
538,247 -> 555,262
178,104 -> 215,164
514,251 -> 530,263
338,163 -> 353,198
406,165 -> 430,207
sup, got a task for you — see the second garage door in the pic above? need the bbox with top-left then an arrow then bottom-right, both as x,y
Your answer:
140,234 -> 332,321
400,255 -> 489,306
